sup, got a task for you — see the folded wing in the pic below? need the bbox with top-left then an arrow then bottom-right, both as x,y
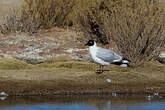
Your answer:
96,47 -> 122,63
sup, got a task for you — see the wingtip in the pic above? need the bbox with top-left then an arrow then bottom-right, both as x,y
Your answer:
120,64 -> 128,67
122,60 -> 129,63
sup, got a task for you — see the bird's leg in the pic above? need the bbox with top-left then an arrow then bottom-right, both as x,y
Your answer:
101,66 -> 104,73
96,66 -> 101,73
96,65 -> 104,74
100,65 -> 102,71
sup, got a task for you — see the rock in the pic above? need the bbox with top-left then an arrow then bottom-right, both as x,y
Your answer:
157,52 -> 165,64
112,92 -> 117,97
0,92 -> 8,97
146,95 -> 153,101
106,79 -> 111,83
153,92 -> 159,96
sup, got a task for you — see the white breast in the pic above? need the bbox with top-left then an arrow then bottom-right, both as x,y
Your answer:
89,46 -> 97,61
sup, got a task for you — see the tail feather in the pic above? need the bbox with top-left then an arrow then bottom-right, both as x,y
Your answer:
112,58 -> 130,67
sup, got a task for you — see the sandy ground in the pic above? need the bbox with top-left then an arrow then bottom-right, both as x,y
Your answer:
0,60 -> 165,96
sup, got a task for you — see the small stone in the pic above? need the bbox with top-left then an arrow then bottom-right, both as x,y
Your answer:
0,92 -> 9,97
157,52 -> 165,64
106,79 -> 111,83
112,92 -> 117,97
153,92 -> 159,96
147,95 -> 152,101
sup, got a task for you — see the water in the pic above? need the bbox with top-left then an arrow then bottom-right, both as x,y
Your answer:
0,95 -> 165,110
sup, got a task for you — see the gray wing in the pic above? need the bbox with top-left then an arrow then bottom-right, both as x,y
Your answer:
96,47 -> 122,63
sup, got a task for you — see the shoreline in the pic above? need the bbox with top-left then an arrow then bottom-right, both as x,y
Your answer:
0,60 -> 165,96
1,82 -> 165,96
1,73 -> 165,96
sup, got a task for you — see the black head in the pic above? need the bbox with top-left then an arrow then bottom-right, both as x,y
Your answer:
85,40 -> 95,46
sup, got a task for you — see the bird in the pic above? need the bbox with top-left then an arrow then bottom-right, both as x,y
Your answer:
85,40 -> 129,74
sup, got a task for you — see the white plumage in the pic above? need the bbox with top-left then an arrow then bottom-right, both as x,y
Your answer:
85,40 -> 129,74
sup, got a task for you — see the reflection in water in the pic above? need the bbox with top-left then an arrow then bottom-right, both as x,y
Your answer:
146,95 -> 153,101
0,95 -> 165,110
0,97 -> 7,101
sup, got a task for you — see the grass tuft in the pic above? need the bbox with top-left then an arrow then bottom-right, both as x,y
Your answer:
36,61 -> 97,71
0,59 -> 33,70
45,56 -> 74,63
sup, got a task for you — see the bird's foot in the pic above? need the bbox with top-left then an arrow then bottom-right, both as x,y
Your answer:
96,69 -> 103,74
95,69 -> 110,74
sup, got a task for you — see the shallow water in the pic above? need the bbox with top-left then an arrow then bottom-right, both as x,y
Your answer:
0,95 -> 165,110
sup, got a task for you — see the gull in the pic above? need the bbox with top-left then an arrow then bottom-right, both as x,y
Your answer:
85,40 -> 129,74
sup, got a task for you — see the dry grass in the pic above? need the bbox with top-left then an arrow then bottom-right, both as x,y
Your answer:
0,57 -> 165,95
0,59 -> 32,70
0,58 -> 165,95
0,0 -> 75,34
76,0 -> 165,66
0,58 -> 164,80
45,56 -> 74,63
74,0 -> 108,44
36,61 -> 97,71
0,0 -> 21,19
0,57 -> 96,71
103,0 -> 165,66
0,0 -> 107,35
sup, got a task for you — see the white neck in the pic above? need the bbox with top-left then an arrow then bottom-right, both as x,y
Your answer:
91,41 -> 97,47
89,42 -> 97,59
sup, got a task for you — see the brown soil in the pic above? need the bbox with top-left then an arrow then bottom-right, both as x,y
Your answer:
0,61 -> 165,96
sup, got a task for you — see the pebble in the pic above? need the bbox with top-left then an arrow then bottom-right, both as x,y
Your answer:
0,92 -> 9,97
147,95 -> 152,101
106,79 -> 111,83
153,92 -> 159,96
112,92 -> 117,97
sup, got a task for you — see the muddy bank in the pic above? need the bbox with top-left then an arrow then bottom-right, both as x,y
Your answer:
0,60 -> 165,96
1,80 -> 165,96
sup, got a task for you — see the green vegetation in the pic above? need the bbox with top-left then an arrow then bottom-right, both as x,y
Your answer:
0,59 -> 32,70
0,57 -> 97,71
36,61 -> 96,71
35,56 -> 97,71
0,0 -> 165,66
0,57 -> 163,73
